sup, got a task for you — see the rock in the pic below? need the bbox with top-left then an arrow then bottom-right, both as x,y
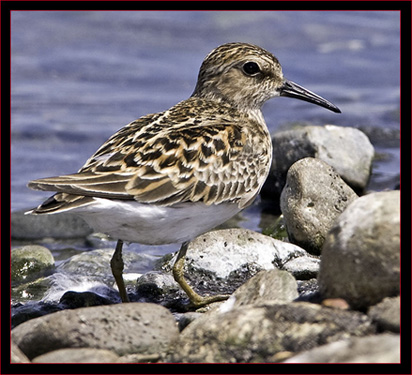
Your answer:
296,279 -> 321,303
356,126 -> 400,191
12,272 -> 54,303
176,312 -> 203,331
368,296 -> 400,333
32,348 -> 120,363
117,353 -> 161,363
58,248 -> 155,301
58,248 -> 150,280
167,302 -> 375,363
59,290 -> 114,309
11,245 -> 55,284
136,272 -> 181,298
11,209 -> 93,239
12,287 -> 119,328
280,158 -> 358,254
283,333 -> 400,363
11,341 -> 30,363
134,271 -> 188,309
12,303 -> 179,360
282,256 -> 320,279
318,191 -> 400,310
358,125 -> 400,148
261,125 -> 374,205
160,228 -> 312,297
58,249 -> 116,278
135,272 -> 185,307
219,270 -> 298,311
11,301 -> 63,329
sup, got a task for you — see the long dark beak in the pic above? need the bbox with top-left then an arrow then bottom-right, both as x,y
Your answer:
279,80 -> 341,113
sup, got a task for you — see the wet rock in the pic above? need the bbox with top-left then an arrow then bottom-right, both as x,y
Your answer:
11,301 -> 63,329
32,348 -> 120,363
295,279 -> 321,303
283,333 -> 400,363
58,248 -> 155,301
12,273 -> 54,304
167,302 -> 375,363
219,270 -> 298,310
11,209 -> 93,239
136,272 -> 180,298
58,248 -> 150,280
134,271 -> 190,310
12,285 -> 119,328
318,191 -> 400,310
368,296 -> 400,333
262,125 -> 374,205
160,228 -> 312,297
135,272 -> 184,307
58,290 -> 114,309
12,302 -> 179,360
58,248 -> 116,278
11,245 -> 55,284
280,158 -> 358,254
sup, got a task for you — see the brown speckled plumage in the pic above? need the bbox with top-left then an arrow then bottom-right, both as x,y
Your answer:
28,43 -> 281,213
27,42 -> 340,306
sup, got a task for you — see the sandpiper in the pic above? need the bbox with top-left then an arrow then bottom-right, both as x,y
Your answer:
27,42 -> 340,307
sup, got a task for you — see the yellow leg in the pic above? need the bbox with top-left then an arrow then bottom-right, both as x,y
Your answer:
110,240 -> 130,303
172,242 -> 229,308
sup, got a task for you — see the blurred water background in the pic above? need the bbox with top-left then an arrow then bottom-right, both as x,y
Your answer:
11,11 -> 400,259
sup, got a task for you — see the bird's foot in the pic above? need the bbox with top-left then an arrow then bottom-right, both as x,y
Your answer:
187,292 -> 230,309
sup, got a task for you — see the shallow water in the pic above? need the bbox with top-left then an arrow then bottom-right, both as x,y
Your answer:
11,11 -> 400,260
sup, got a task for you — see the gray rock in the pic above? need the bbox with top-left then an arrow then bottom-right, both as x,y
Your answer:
58,248 -> 156,301
135,272 -> 187,308
283,333 -> 400,363
11,341 -> 30,363
58,248 -> 152,278
167,302 -> 375,363
12,209 -> 93,239
262,125 -> 374,202
318,191 -> 400,310
32,348 -> 120,363
302,125 -> 374,190
165,228 -> 297,278
12,287 -> 119,328
282,256 -> 320,280
11,245 -> 55,284
161,228 -> 311,296
134,271 -> 187,307
12,302 -> 179,360
280,158 -> 358,254
220,270 -> 298,310
58,248 -> 116,278
136,272 -> 181,298
368,296 -> 400,333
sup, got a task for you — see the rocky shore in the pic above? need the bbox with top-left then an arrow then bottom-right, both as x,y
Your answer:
11,125 -> 400,363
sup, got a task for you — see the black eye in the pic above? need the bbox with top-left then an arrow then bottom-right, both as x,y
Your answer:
242,61 -> 261,76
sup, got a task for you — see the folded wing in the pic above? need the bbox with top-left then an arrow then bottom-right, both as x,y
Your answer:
28,103 -> 270,212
